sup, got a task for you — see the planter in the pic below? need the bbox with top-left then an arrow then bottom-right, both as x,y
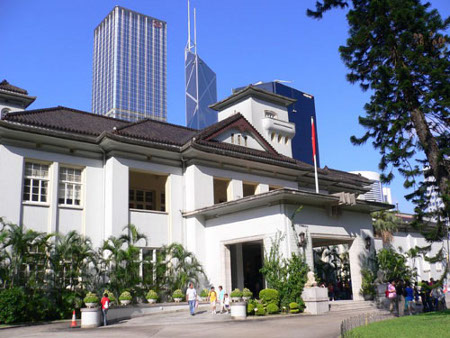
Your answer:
174,298 -> 183,303
81,308 -> 101,328
230,301 -> 247,320
242,297 -> 250,301
147,299 -> 157,304
231,297 -> 241,302
363,294 -> 374,301
85,302 -> 97,308
120,300 -> 131,306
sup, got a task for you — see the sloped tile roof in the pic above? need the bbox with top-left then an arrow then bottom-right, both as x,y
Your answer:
0,80 -> 29,95
4,106 -> 129,136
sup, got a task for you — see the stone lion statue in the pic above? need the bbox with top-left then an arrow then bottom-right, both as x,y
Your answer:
304,271 -> 318,288
374,270 -> 385,285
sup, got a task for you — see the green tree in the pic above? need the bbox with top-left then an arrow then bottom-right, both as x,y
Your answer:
377,247 -> 414,281
307,1 -> 449,244
372,211 -> 400,246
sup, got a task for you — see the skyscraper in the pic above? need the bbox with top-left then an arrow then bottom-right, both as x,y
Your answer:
234,81 -> 320,166
185,2 -> 217,130
92,6 -> 167,122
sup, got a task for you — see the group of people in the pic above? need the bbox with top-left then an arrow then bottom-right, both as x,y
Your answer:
322,279 -> 353,301
386,278 -> 446,315
186,283 -> 231,316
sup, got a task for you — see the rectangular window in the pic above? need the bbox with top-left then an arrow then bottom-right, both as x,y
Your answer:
129,189 -> 154,210
58,167 -> 82,206
160,192 -> 166,212
23,162 -> 49,203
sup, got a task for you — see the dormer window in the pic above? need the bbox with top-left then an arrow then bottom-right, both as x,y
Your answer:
265,110 -> 277,119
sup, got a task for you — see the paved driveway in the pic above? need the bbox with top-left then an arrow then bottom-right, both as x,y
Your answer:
0,308 -> 377,338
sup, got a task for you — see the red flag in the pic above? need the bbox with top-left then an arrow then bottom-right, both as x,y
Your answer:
311,117 -> 316,158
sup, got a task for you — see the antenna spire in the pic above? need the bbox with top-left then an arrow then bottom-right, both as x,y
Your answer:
194,7 -> 197,54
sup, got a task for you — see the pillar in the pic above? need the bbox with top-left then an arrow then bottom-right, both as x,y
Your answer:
349,235 -> 365,301
235,243 -> 244,289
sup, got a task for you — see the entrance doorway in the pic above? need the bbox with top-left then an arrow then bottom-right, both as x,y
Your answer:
229,241 -> 264,295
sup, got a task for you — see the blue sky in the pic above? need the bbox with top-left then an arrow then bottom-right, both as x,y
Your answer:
1,0 -> 448,213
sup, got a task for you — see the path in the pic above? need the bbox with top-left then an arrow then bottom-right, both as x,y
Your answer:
0,307 -> 383,338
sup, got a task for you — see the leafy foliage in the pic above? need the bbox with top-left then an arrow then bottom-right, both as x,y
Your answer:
360,268 -> 376,298
0,218 -> 205,323
172,289 -> 183,299
289,301 -> 300,314
377,248 -> 414,282
0,287 -> 28,324
372,211 -> 400,245
307,0 -> 449,270
84,292 -> 99,304
119,291 -> 132,301
146,290 -> 158,300
266,303 -> 280,314
259,288 -> 279,306
242,288 -> 253,298
260,232 -> 309,308
230,288 -> 243,298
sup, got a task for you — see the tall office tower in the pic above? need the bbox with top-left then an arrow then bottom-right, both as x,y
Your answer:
185,1 -> 217,129
234,81 -> 320,166
92,6 -> 167,122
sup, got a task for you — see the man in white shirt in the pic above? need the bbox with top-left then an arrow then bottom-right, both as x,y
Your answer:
186,282 -> 197,316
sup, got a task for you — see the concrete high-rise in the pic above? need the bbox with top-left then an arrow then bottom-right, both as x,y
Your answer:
234,81 -> 320,166
185,1 -> 217,130
92,6 -> 167,122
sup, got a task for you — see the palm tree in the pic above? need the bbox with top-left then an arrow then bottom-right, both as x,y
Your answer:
158,243 -> 205,294
372,211 -> 400,246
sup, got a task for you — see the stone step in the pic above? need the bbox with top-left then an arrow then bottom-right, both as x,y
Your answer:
329,300 -> 377,312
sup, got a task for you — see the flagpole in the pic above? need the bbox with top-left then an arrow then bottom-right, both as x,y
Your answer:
311,116 -> 319,193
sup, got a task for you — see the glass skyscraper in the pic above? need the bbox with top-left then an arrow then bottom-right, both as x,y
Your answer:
185,4 -> 217,130
92,6 -> 167,122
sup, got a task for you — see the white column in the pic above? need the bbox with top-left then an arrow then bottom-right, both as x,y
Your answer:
0,145 -> 24,225
104,157 -> 129,239
256,183 -> 269,194
227,179 -> 243,201
48,161 -> 59,234
349,235 -> 365,301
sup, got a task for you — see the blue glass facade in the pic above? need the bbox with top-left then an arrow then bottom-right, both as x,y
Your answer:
185,51 -> 217,129
235,82 -> 320,166
92,6 -> 167,122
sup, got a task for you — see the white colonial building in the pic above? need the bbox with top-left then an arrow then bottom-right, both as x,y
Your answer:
1,84 -> 404,299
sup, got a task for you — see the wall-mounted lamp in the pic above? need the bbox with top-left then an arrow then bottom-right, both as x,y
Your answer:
298,232 -> 307,248
365,236 -> 372,250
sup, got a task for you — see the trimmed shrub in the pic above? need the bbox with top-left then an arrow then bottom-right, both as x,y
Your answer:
200,288 -> 209,298
119,291 -> 132,301
0,287 -> 28,324
289,302 -> 300,313
146,290 -> 158,300
259,288 -> 279,306
84,292 -> 99,304
266,303 -> 279,314
247,303 -> 255,315
172,289 -> 184,299
230,288 -> 243,298
243,288 -> 253,298
255,305 -> 266,316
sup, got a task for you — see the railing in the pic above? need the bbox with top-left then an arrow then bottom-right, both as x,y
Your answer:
340,311 -> 394,337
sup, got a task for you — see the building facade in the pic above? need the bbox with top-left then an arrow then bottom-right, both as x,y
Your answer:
92,6 -> 167,122
184,4 -> 217,130
234,82 -> 320,166
2,85 -> 446,298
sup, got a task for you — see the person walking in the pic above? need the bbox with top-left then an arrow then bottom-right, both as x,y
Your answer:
396,280 -> 406,316
186,282 -> 197,316
100,292 -> 110,326
208,286 -> 217,314
387,280 -> 397,313
405,282 -> 414,315
218,286 -> 225,314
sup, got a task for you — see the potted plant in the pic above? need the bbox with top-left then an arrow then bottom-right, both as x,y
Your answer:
172,289 -> 184,302
146,290 -> 158,304
242,288 -> 253,301
103,289 -> 116,306
119,291 -> 132,305
199,288 -> 208,301
230,288 -> 243,302
83,292 -> 99,308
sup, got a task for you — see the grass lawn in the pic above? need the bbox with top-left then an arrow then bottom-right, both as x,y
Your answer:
346,310 -> 450,337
